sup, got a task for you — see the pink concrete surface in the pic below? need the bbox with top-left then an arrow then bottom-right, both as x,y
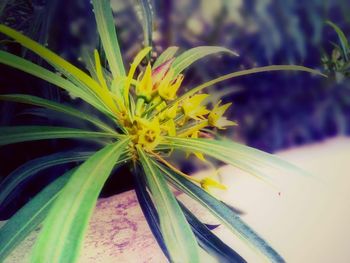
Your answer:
4,188 -> 224,263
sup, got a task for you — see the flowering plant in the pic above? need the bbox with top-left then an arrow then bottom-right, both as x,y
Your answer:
0,1 -> 324,262
322,21 -> 350,81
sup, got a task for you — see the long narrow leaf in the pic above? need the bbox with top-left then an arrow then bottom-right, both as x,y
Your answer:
0,25 -> 101,95
92,0 -> 126,78
136,0 -> 153,55
0,126 -> 118,146
137,147 -> 200,263
326,21 -> 349,61
31,138 -> 130,263
0,51 -> 111,115
155,162 -> 285,263
163,137 -> 307,180
0,169 -> 74,262
81,48 -> 99,82
0,151 -> 92,210
171,46 -> 238,77
179,202 -> 246,263
0,25 -> 118,113
0,94 -> 116,133
132,167 -> 170,260
162,65 -> 326,114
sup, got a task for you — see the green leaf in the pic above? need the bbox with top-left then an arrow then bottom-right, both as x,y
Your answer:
163,137 -> 308,181
137,147 -> 200,263
0,151 -> 92,210
136,0 -> 154,54
326,21 -> 349,61
179,202 -> 246,263
81,48 -> 100,83
156,162 -> 284,263
92,0 -> 126,78
0,25 -> 103,94
133,167 -> 170,260
0,51 -> 110,115
153,46 -> 179,68
162,65 -> 327,114
171,46 -> 238,77
0,126 -> 119,146
0,169 -> 74,262
0,94 -> 116,133
31,138 -> 130,263
0,25 -> 118,113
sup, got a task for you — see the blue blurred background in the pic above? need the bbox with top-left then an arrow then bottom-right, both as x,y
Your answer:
1,0 -> 350,216
2,0 -> 350,152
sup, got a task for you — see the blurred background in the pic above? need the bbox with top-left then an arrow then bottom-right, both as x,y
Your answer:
1,0 -> 350,217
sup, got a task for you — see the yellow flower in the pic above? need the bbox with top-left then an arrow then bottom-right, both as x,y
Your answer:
136,63 -> 153,101
158,102 -> 179,121
133,117 -> 162,151
161,119 -> 176,136
158,71 -> 184,101
165,102 -> 178,119
182,94 -> 210,120
208,101 -> 237,129
200,177 -> 227,191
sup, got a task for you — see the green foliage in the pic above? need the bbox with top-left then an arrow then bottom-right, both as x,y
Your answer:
92,0 -> 126,78
0,152 -> 92,209
31,139 -> 129,263
0,169 -> 74,262
0,1 -> 325,262
322,21 -> 350,80
138,148 -> 200,262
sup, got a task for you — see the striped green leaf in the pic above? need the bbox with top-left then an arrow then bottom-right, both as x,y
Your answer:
92,0 -> 126,78
0,169 -> 74,262
137,147 -> 200,263
136,0 -> 154,55
163,137 -> 308,181
31,138 -> 130,263
179,202 -> 246,263
0,25 -> 103,95
171,46 -> 238,76
0,94 -> 116,133
0,51 -> 110,115
0,25 -> 118,113
0,126 -> 118,146
156,162 -> 284,263
133,167 -> 170,260
0,151 -> 92,210
162,65 -> 327,115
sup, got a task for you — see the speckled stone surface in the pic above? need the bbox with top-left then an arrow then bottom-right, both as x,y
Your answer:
4,190 -> 166,263
3,189 -> 222,263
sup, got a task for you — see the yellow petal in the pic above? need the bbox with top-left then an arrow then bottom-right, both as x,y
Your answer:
162,119 -> 176,136
94,49 -> 108,91
208,101 -> 236,129
124,47 -> 152,107
200,177 -> 227,190
182,94 -> 209,120
136,63 -> 153,101
190,131 -> 206,161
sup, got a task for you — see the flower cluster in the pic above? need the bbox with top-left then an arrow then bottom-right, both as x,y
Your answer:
120,48 -> 237,155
